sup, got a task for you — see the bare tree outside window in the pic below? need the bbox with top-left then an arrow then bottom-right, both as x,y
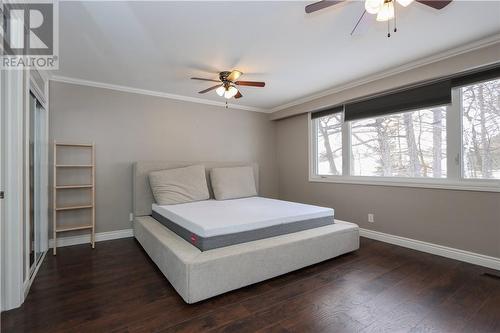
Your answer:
461,78 -> 500,179
350,107 -> 447,177
316,113 -> 342,175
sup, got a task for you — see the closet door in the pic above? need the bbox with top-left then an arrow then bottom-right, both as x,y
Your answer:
34,97 -> 48,260
27,92 -> 48,274
28,93 -> 36,272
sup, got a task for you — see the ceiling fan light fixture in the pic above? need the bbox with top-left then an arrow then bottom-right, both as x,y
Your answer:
228,70 -> 242,81
396,0 -> 413,7
224,86 -> 239,99
376,1 -> 394,21
216,86 -> 226,97
365,0 -> 383,14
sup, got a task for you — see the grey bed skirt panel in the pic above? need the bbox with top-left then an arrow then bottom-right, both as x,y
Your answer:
134,216 -> 360,304
151,210 -> 334,251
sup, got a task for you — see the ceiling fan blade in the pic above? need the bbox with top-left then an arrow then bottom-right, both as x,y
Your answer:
305,0 -> 344,14
416,0 -> 453,10
227,70 -> 243,82
198,85 -> 222,94
235,81 -> 265,87
234,91 -> 243,99
191,77 -> 220,83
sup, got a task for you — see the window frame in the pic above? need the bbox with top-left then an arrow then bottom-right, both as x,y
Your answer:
309,85 -> 500,193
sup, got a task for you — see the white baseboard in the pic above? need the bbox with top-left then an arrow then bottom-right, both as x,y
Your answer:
49,229 -> 134,248
47,227 -> 500,270
359,228 -> 500,271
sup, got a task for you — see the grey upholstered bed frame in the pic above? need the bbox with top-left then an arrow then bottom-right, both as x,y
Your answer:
132,161 -> 359,304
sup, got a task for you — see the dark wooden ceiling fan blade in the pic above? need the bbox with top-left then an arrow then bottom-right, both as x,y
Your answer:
305,0 -> 344,14
198,85 -> 222,94
235,81 -> 265,87
191,77 -> 220,83
234,91 -> 243,99
416,0 -> 453,10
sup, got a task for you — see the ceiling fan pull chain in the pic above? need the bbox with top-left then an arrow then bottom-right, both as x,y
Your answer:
387,18 -> 391,37
225,100 -> 228,109
394,1 -> 398,33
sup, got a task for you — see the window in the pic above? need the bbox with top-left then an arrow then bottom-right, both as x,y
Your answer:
461,78 -> 500,179
310,77 -> 500,191
351,107 -> 446,178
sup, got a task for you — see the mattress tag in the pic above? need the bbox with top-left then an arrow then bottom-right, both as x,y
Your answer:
190,234 -> 198,244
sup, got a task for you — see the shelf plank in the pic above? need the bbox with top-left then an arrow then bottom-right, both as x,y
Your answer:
56,143 -> 93,148
56,165 -> 94,168
56,224 -> 93,232
56,184 -> 93,189
56,205 -> 93,211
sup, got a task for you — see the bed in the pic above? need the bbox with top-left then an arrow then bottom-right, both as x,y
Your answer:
133,161 -> 359,303
152,196 -> 336,251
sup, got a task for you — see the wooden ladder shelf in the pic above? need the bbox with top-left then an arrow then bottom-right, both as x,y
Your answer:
53,142 -> 96,255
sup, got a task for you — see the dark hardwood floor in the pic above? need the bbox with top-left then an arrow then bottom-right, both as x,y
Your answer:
2,237 -> 500,333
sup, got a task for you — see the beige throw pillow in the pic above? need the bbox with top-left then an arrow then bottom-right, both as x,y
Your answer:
210,166 -> 257,200
149,164 -> 209,205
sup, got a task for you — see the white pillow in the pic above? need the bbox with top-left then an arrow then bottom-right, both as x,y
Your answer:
210,166 -> 257,200
149,164 -> 209,205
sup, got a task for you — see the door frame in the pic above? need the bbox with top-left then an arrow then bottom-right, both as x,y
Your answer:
0,6 -> 27,311
0,68 -> 26,312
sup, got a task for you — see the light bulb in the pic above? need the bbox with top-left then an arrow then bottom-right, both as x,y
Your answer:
396,0 -> 413,7
216,86 -> 225,97
365,0 -> 383,14
376,1 -> 394,21
224,86 -> 238,99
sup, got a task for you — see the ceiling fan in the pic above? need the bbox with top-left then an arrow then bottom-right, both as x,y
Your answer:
191,70 -> 265,101
305,0 -> 453,37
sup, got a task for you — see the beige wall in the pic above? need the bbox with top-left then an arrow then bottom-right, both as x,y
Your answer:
276,113 -> 500,258
49,81 -> 278,234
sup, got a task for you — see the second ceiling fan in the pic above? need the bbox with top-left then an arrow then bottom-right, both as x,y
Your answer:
191,70 -> 265,100
306,0 -> 453,37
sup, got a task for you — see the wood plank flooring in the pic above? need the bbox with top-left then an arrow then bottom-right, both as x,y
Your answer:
2,237 -> 500,333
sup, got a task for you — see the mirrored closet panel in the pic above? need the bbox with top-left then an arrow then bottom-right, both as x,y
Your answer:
25,74 -> 49,278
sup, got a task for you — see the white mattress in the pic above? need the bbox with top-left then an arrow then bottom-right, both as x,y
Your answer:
152,197 -> 334,238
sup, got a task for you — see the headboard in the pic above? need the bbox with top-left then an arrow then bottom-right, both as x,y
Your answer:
133,161 -> 259,217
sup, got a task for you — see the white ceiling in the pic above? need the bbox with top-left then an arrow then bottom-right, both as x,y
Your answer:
54,1 -> 500,111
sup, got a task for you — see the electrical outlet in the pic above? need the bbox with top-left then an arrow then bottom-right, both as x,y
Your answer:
368,213 -> 374,223
129,213 -> 134,222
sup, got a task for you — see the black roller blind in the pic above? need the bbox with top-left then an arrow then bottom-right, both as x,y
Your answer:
344,80 -> 452,122
310,64 -> 499,123
311,105 -> 344,119
451,64 -> 500,87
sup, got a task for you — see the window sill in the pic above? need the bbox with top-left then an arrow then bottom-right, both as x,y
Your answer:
309,175 -> 500,193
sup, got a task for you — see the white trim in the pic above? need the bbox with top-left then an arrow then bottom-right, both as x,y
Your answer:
359,228 -> 500,271
49,75 -> 268,113
270,34 -> 500,113
308,175 -> 500,193
1,69 -> 26,311
23,251 -> 47,298
49,228 -> 134,249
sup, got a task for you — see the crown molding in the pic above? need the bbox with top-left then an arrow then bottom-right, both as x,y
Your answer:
50,34 -> 500,115
269,34 -> 500,113
49,75 -> 268,113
